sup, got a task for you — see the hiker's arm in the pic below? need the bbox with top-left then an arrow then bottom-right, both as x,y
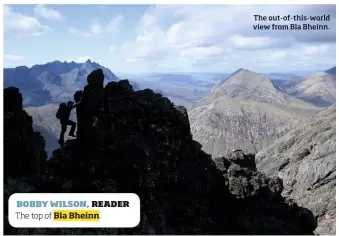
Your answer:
72,98 -> 83,109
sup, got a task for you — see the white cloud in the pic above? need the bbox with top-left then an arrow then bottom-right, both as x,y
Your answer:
300,44 -> 330,56
109,46 -> 117,52
4,5 -> 52,36
34,4 -> 64,21
69,14 -> 124,38
115,4 -> 335,72
264,51 -> 288,61
69,27 -> 92,38
180,46 -> 225,61
229,35 -> 289,50
66,56 -> 91,63
69,20 -> 104,38
105,14 -> 124,34
91,23 -> 103,35
4,54 -> 24,62
126,58 -> 139,63
75,56 -> 91,63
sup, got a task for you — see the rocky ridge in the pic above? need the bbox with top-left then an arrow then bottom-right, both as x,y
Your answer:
285,71 -> 336,107
4,59 -> 119,106
4,69 -> 317,235
256,105 -> 336,235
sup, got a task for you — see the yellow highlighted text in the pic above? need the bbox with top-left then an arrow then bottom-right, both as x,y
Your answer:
53,210 -> 100,221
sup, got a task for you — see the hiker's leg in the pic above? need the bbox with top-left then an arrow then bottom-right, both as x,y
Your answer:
58,122 -> 67,144
68,120 -> 76,136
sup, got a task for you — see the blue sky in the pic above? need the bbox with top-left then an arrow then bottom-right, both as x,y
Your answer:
4,4 -> 336,73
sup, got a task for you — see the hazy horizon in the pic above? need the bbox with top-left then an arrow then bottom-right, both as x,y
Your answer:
3,59 -> 332,77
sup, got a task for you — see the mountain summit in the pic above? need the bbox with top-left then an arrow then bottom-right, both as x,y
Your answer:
211,68 -> 291,105
4,60 -> 119,106
325,66 -> 336,76
189,68 -> 320,157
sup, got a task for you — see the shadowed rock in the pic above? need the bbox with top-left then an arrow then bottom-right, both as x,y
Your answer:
4,72 -> 317,235
214,150 -> 316,234
4,87 -> 47,178
87,68 -> 104,87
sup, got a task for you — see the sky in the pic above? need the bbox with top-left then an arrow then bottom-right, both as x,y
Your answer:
3,4 -> 336,73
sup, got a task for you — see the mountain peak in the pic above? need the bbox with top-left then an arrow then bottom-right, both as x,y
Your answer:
235,68 -> 250,73
211,68 -> 291,105
14,65 -> 30,70
286,70 -> 336,106
63,60 -> 76,64
50,60 -> 62,64
216,68 -> 267,88
325,66 -> 336,76
222,68 -> 257,82
230,68 -> 252,76
4,60 -> 119,106
82,59 -> 101,67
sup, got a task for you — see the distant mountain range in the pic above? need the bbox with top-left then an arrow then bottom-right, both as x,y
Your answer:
188,67 -> 335,157
5,59 -> 331,108
4,60 -> 335,156
4,60 -> 119,106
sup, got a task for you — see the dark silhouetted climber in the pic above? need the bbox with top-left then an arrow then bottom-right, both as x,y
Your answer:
56,101 -> 77,145
73,90 -> 83,137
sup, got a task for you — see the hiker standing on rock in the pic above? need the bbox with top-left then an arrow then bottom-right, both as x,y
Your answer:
74,90 -> 83,137
56,101 -> 77,145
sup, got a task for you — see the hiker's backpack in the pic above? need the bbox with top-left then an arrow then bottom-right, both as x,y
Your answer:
56,103 -> 67,120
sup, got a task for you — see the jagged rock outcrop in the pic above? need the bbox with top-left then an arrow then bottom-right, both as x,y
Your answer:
215,151 -> 316,234
4,70 -> 316,235
4,87 -> 47,178
256,105 -> 336,235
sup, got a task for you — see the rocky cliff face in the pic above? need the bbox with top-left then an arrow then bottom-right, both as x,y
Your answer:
4,70 -> 317,235
214,151 -> 316,234
4,87 -> 47,178
256,105 -> 336,235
